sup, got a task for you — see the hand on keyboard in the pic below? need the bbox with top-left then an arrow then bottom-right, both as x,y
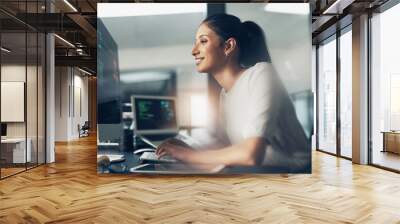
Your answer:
162,137 -> 193,148
139,152 -> 177,163
156,138 -> 193,162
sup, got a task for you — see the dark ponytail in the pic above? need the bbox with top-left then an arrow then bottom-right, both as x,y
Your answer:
240,21 -> 271,67
203,14 -> 271,68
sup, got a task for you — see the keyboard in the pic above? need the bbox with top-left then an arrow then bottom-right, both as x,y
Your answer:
139,152 -> 177,163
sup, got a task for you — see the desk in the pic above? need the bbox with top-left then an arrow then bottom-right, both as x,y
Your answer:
97,135 -> 218,174
382,131 -> 400,154
97,139 -> 308,174
1,138 -> 31,163
97,150 -> 225,174
97,149 -> 307,174
97,132 -> 311,174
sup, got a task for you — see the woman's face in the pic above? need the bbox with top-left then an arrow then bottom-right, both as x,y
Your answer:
191,23 -> 226,73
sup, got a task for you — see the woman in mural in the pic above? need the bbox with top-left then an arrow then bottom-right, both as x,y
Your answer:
156,14 -> 310,172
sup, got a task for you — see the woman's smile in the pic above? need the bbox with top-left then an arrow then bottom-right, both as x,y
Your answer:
195,57 -> 204,65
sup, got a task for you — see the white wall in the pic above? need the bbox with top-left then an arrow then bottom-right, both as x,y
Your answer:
1,65 -> 25,128
1,65 -> 26,81
55,67 -> 69,141
55,67 -> 89,141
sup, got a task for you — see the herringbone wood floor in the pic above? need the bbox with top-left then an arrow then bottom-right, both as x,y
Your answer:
1,134 -> 400,224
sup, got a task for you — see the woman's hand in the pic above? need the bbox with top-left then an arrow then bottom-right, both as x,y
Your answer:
156,137 -> 266,167
155,138 -> 192,161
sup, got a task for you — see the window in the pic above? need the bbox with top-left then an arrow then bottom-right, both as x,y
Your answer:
317,36 -> 337,154
340,27 -> 352,158
371,3 -> 400,171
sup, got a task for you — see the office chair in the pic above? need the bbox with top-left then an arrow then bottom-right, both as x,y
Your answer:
79,121 -> 90,138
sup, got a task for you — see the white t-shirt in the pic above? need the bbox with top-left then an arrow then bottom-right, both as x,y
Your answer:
219,62 -> 310,169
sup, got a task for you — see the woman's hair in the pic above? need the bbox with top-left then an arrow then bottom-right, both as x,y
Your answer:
202,13 -> 271,67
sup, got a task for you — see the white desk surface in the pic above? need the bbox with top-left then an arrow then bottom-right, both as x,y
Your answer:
98,142 -> 119,146
1,138 -> 27,143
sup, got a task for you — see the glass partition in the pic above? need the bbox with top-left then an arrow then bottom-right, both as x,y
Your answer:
0,1 -> 46,179
1,31 -> 28,177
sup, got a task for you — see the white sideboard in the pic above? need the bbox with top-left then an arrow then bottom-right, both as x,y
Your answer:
1,138 -> 32,163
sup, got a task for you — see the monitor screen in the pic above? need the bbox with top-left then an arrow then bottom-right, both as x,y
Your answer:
132,96 -> 177,134
1,123 -> 7,137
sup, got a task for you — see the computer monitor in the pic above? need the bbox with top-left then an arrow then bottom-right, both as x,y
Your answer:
1,123 -> 7,137
131,95 -> 178,135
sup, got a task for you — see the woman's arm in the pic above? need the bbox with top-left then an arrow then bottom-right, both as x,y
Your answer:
156,137 -> 266,166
